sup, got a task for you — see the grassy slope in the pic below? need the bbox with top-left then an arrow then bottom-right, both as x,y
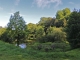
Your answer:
0,41 -> 80,60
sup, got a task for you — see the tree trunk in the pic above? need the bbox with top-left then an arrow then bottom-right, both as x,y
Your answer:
17,39 -> 19,46
17,34 -> 19,46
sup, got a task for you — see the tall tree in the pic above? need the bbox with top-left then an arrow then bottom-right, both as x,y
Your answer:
56,8 -> 71,20
56,8 -> 71,27
56,10 -> 64,20
63,8 -> 71,20
66,9 -> 80,48
38,17 -> 54,35
7,11 -> 27,46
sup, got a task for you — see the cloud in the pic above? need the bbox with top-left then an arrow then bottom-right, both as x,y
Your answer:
0,7 -> 3,10
33,0 -> 62,8
15,0 -> 20,6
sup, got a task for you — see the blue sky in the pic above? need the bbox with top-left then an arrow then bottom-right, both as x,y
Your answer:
0,0 -> 80,27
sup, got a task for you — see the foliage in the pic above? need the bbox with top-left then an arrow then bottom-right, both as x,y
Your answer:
0,28 -> 6,39
27,23 -> 45,40
56,10 -> 64,19
38,17 -> 55,35
56,8 -> 71,27
32,42 -> 71,52
1,30 -> 14,43
66,9 -> 80,48
48,27 -> 66,42
37,27 -> 66,43
35,25 -> 45,38
38,17 -> 53,27
27,23 -> 37,40
27,23 -> 37,34
6,11 -> 27,46
56,8 -> 71,20
51,42 -> 71,51
37,35 -> 54,43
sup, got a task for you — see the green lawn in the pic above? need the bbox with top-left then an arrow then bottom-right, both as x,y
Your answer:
0,41 -> 80,60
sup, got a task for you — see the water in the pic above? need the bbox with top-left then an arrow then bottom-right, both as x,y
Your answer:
15,43 -> 27,49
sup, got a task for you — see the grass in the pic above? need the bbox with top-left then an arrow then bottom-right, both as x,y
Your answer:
0,41 -> 80,60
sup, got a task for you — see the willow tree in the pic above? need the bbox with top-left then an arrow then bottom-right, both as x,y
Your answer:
7,11 -> 27,46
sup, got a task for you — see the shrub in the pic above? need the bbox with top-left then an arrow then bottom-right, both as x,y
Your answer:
31,42 -> 71,52
37,35 -> 54,43
51,42 -> 71,51
37,44 -> 42,50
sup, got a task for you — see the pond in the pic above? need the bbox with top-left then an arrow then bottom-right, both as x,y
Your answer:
15,43 -> 27,49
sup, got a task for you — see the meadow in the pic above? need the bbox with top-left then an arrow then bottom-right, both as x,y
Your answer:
0,41 -> 80,60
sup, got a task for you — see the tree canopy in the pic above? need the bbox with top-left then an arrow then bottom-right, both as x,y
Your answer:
7,11 -> 27,46
66,9 -> 80,48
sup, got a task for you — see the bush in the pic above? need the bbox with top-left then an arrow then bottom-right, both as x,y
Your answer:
51,42 -> 71,51
31,42 -> 71,52
37,44 -> 42,50
36,35 -> 54,43
36,27 -> 66,43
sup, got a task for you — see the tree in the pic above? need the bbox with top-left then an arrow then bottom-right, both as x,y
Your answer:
66,9 -> 80,48
0,28 -> 6,36
56,10 -> 64,20
56,8 -> 71,20
37,27 -> 66,43
0,28 -> 6,40
7,11 -> 27,46
47,27 -> 66,42
35,25 -> 44,38
63,8 -> 71,20
38,17 -> 54,35
56,8 -> 71,27
27,23 -> 37,40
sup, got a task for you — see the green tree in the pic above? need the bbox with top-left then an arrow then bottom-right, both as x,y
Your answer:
27,23 -> 37,40
0,28 -> 6,40
56,8 -> 71,20
7,11 -> 27,46
66,9 -> 80,48
56,10 -> 64,20
35,25 -> 44,38
38,17 -> 54,35
0,28 -> 6,36
47,27 -> 66,42
56,8 -> 71,27
63,8 -> 71,20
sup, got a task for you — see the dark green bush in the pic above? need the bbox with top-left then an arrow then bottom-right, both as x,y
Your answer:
37,44 -> 42,50
37,35 -> 54,43
51,42 -> 71,51
31,42 -> 71,52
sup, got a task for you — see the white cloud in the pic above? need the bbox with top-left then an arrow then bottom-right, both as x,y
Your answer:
33,0 -> 62,8
15,0 -> 20,6
0,7 -> 3,10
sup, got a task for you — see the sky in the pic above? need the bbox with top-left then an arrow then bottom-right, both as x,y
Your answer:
0,0 -> 80,27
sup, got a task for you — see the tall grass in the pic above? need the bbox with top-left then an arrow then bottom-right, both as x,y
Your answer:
0,41 -> 80,60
